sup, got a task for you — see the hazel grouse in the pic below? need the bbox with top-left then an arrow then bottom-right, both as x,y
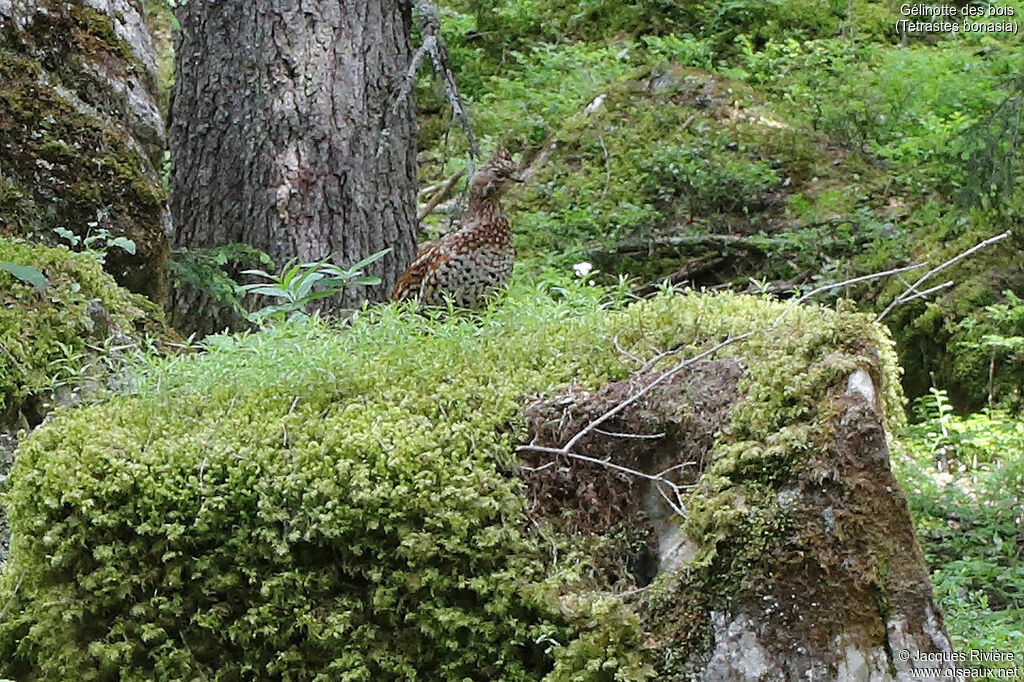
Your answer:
391,150 -> 522,307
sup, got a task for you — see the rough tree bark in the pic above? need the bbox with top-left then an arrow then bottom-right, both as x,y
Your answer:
169,0 -> 418,333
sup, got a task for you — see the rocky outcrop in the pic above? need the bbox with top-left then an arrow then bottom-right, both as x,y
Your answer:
522,358 -> 959,680
0,0 -> 169,299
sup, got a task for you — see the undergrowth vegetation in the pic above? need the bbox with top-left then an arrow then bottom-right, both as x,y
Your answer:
410,0 -> 1024,654
420,0 -> 1024,411
897,391 -> 1024,656
3,0 -> 1024,671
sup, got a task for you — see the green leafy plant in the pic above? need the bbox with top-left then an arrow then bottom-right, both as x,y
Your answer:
0,262 -> 47,288
241,249 -> 391,323
955,290 -> 1024,409
53,226 -> 136,265
644,141 -> 781,219
956,75 -> 1024,211
896,402 -> 1024,658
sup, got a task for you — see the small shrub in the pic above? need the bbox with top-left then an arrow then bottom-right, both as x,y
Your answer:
644,142 -> 781,218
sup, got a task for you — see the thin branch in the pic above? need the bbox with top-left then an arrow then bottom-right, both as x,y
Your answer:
655,462 -> 697,479
612,334 -> 641,365
774,262 -> 926,327
527,448 -> 684,490
876,231 -> 1011,322
655,481 -> 687,517
379,1 -> 478,159
417,167 -> 466,222
593,428 -> 666,440
597,134 -> 611,200
517,333 -> 752,463
637,346 -> 683,374
414,0 -> 478,159
895,280 -> 955,306
519,459 -> 558,473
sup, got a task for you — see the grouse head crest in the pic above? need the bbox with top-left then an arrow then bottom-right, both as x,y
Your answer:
470,149 -> 523,199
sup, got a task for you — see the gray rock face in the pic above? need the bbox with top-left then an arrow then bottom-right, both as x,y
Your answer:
524,357 -> 961,681
0,0 -> 169,299
694,371 -> 962,682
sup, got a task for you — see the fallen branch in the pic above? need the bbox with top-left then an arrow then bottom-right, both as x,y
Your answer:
634,256 -> 727,295
876,231 -> 1011,322
895,280 -> 955,306
773,262 -> 926,327
417,167 -> 466,222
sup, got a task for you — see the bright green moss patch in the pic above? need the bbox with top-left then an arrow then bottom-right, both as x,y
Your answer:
0,278 -> 904,679
0,236 -> 159,421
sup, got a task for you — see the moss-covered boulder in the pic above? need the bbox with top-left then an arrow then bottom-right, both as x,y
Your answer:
0,236 -> 162,424
0,0 -> 168,299
0,282 -> 956,679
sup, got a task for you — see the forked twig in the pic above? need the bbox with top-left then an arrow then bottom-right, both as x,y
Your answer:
382,0 -> 478,159
773,262 -> 925,327
413,0 -> 478,158
876,231 -> 1010,322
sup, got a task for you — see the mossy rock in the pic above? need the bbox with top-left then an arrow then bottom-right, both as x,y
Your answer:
0,236 -> 165,424
0,279 -> 907,679
0,1 -> 168,300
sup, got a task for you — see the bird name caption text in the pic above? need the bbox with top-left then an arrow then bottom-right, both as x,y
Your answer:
896,4 -> 1018,35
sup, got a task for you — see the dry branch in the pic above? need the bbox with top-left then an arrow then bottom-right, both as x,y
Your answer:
417,167 -> 466,222
413,0 -> 479,159
385,1 -> 478,159
876,230 -> 1011,322
518,333 -> 752,517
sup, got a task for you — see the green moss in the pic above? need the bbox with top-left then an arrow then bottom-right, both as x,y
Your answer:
0,236 -> 160,420
68,5 -> 142,74
0,278 -> 904,678
618,296 -> 903,612
0,49 -> 166,296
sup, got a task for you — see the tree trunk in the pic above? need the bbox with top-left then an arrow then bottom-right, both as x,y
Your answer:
169,0 -> 418,333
